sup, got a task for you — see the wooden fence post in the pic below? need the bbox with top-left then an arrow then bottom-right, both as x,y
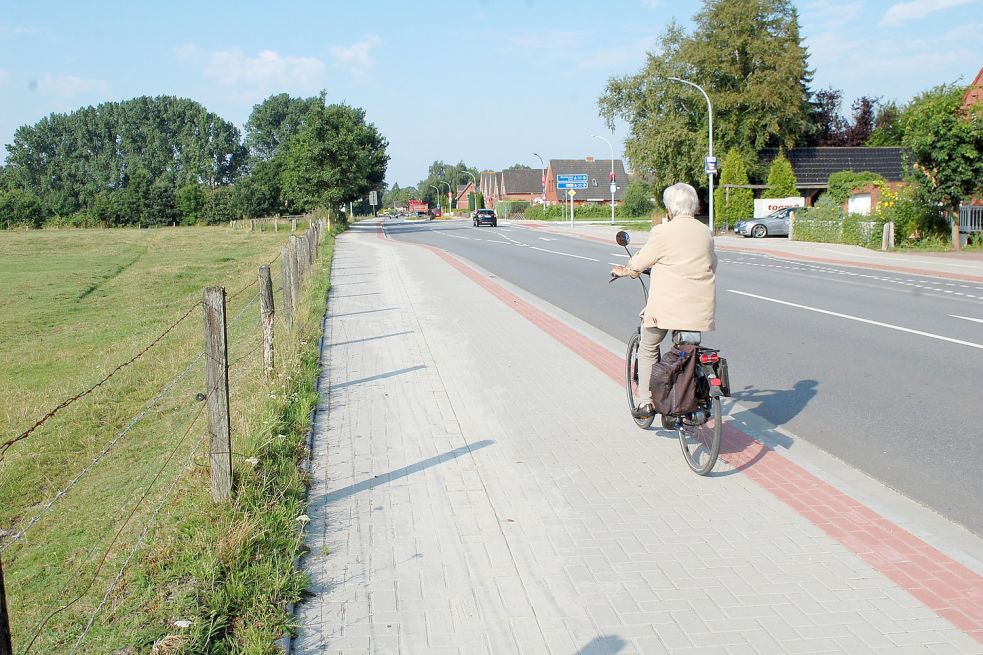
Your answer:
0,555 -> 12,655
202,287 -> 233,502
289,238 -> 302,304
291,218 -> 297,232
281,246 -> 293,328
259,265 -> 275,382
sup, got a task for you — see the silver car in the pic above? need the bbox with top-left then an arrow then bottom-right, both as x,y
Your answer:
734,207 -> 797,238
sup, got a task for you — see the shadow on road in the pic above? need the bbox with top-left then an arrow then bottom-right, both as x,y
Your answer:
327,331 -> 413,349
575,635 -> 628,654
730,380 -> 818,427
314,439 -> 495,506
330,364 -> 425,390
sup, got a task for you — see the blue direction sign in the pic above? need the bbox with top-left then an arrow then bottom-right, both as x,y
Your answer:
557,182 -> 588,189
557,173 -> 588,182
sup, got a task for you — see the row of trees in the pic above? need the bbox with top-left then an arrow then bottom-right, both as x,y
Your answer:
600,0 -> 981,244
0,92 -> 389,229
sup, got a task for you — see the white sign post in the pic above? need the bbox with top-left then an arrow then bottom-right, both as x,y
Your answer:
568,190 -> 576,227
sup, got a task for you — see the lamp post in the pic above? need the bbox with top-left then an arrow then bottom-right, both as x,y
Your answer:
439,180 -> 452,213
668,77 -> 715,233
590,134 -> 616,225
461,171 -> 477,213
533,152 -> 547,209
429,184 -> 441,212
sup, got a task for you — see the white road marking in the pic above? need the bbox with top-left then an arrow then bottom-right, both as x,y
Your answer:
527,246 -> 599,262
729,290 -> 983,351
950,314 -> 983,325
538,237 -> 557,241
611,253 -> 630,258
443,234 -> 471,240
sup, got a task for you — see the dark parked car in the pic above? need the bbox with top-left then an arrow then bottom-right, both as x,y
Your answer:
473,209 -> 497,227
734,207 -> 797,238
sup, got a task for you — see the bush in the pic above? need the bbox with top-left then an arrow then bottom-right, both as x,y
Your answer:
827,170 -> 885,204
622,180 -> 654,217
714,149 -> 753,225
201,186 -> 236,224
0,188 -> 46,229
794,194 -> 887,248
176,183 -> 207,224
763,151 -> 798,199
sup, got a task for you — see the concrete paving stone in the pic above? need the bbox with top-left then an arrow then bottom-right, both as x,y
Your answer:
652,621 -> 694,649
629,636 -> 671,654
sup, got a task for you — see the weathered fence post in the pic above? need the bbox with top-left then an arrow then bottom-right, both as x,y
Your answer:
259,266 -> 275,382
0,555 -> 12,655
291,218 -> 297,232
289,237 -> 302,304
202,287 -> 233,502
281,246 -> 293,328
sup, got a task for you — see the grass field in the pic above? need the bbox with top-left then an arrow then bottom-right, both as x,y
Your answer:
0,222 -> 333,653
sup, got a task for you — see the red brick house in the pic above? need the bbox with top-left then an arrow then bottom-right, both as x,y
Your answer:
544,157 -> 627,206
479,169 -> 542,206
454,182 -> 474,210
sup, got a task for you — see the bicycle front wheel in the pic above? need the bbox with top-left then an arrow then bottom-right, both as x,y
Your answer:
678,397 -> 721,475
626,331 -> 655,429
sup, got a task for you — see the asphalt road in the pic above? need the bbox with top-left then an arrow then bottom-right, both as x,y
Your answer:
383,217 -> 983,536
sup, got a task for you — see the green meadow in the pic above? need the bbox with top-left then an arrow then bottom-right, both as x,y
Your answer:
0,223 -> 333,653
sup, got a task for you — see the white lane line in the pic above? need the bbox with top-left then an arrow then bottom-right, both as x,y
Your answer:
607,262 -> 621,266
950,315 -> 983,325
443,234 -> 472,240
611,253 -> 630,258
527,246 -> 600,262
538,237 -> 557,242
729,290 -> 983,351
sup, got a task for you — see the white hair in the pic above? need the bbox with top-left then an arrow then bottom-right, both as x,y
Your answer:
663,183 -> 700,217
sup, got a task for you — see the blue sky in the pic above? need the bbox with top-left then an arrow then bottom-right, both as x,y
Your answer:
1,0 -> 980,188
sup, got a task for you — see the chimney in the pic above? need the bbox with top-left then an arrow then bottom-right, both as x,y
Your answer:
585,156 -> 595,162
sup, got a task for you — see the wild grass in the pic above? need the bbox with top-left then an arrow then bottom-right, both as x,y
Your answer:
0,220 -> 333,653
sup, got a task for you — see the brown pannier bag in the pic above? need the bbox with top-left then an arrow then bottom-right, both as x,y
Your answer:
649,344 -> 699,416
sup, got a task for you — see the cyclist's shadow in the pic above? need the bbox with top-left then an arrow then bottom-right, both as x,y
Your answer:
714,379 -> 819,475
731,380 -> 818,428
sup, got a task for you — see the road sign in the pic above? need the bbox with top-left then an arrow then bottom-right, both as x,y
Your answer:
567,190 -> 576,197
369,191 -> 378,205
557,182 -> 588,189
704,156 -> 718,175
609,183 -> 617,194
557,174 -> 588,182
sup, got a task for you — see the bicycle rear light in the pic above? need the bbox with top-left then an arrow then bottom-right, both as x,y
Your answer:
699,353 -> 719,364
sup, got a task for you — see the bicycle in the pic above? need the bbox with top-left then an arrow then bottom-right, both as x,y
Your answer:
613,230 -> 730,475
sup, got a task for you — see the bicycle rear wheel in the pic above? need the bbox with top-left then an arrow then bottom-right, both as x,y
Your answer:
626,331 -> 654,429
678,397 -> 721,475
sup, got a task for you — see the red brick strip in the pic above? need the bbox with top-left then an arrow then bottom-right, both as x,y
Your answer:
376,226 -> 983,645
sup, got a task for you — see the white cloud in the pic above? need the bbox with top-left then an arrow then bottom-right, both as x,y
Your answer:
880,0 -> 978,26
178,44 -> 326,92
329,35 -> 382,75
32,73 -> 109,97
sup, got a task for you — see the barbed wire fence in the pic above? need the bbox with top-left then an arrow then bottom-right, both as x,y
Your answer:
0,219 -> 326,654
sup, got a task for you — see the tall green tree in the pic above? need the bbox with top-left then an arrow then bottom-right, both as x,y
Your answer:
763,151 -> 799,198
4,96 -> 245,223
281,99 -> 389,215
901,84 -> 983,247
244,93 -> 322,161
714,149 -> 754,222
599,0 -> 813,192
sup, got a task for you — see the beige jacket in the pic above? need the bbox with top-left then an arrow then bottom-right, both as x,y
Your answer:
625,215 -> 717,331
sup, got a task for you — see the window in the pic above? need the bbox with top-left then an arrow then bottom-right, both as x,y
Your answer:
592,178 -> 598,187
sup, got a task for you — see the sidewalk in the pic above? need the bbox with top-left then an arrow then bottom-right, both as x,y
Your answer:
514,221 -> 983,283
293,219 -> 983,654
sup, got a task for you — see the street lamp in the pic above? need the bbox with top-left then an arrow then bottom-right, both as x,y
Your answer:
668,77 -> 715,233
590,134 -> 616,226
429,184 -> 441,211
439,180 -> 452,213
533,152 -> 547,209
461,170 -> 477,213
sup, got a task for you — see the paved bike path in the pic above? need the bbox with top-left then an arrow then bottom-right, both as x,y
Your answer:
293,219 -> 983,654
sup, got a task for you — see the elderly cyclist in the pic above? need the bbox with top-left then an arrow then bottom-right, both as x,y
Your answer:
610,182 -> 717,419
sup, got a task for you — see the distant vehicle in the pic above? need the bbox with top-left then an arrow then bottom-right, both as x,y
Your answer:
431,208 -> 442,218
408,199 -> 429,216
734,207 -> 796,238
473,209 -> 497,227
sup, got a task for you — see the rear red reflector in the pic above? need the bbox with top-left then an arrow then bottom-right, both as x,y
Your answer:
699,353 -> 719,364
709,378 -> 722,386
